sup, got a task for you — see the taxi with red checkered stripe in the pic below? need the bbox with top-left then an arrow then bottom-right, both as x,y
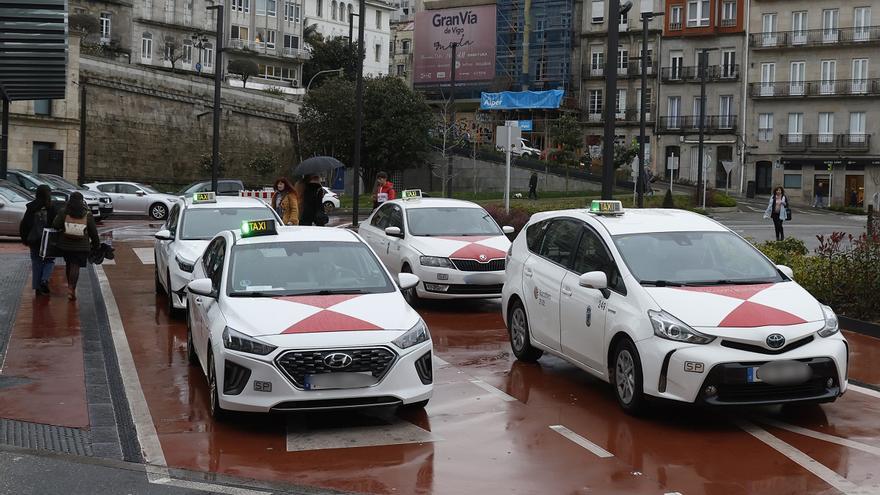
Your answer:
184,218 -> 433,418
502,200 -> 848,414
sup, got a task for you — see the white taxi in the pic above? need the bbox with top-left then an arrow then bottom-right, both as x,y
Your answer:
154,192 -> 280,314
358,190 -> 514,301
503,200 -> 848,414
185,219 -> 433,417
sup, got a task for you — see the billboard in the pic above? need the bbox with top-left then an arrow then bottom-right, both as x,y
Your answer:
413,5 -> 496,84
480,90 -> 565,110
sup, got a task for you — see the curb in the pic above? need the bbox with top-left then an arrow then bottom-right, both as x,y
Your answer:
705,206 -> 739,213
841,316 -> 880,339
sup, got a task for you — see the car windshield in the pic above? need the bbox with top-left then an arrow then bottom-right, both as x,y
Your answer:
228,241 -> 393,297
0,185 -> 31,202
406,207 -> 502,236
613,231 -> 783,286
139,184 -> 160,194
180,207 -> 275,240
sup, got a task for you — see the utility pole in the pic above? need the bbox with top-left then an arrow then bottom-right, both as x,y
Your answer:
638,11 -> 662,207
0,98 -> 7,179
446,42 -> 457,198
351,0 -> 367,227
697,49 -> 708,209
602,1 -> 633,199
207,4 -> 224,193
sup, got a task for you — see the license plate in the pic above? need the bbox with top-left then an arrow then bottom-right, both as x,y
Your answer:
747,367 -> 762,383
303,372 -> 377,390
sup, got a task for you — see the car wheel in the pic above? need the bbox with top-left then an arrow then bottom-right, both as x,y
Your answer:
508,299 -> 543,362
207,350 -> 227,421
400,264 -> 420,307
400,399 -> 429,410
612,339 -> 646,415
186,308 -> 198,366
150,202 -> 168,220
323,201 -> 335,214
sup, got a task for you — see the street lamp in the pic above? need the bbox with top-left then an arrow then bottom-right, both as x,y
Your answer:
206,4 -> 224,193
637,10 -> 663,208
306,68 -> 344,91
351,0 -> 367,227
191,33 -> 210,74
601,0 -> 633,199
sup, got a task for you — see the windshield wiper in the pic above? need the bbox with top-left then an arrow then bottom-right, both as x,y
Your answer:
690,279 -> 772,286
229,291 -> 275,297
293,289 -> 371,296
640,280 -> 685,287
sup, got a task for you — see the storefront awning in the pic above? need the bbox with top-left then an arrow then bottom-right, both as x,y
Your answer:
0,0 -> 68,101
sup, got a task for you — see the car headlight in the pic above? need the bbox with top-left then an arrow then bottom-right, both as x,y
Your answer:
818,305 -> 839,337
648,310 -> 715,344
175,255 -> 194,273
392,319 -> 431,349
222,327 -> 277,355
420,256 -> 454,269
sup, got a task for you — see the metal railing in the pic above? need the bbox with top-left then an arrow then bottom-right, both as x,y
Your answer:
720,18 -> 736,28
749,79 -> 880,98
581,60 -> 657,79
749,25 -> 880,48
669,22 -> 682,31
658,115 -> 738,133
660,64 -> 740,82
584,108 -> 654,124
778,134 -> 871,152
282,47 -> 311,59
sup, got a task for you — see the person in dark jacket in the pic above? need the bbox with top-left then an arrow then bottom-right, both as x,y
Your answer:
528,172 -> 538,200
52,192 -> 100,301
19,185 -> 57,295
299,175 -> 327,226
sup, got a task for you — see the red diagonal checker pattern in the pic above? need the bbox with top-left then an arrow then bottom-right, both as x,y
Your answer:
276,295 -> 382,334
678,284 -> 807,328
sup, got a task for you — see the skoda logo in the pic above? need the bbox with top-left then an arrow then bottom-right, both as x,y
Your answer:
479,254 -> 488,261
766,334 -> 786,349
323,352 -> 353,369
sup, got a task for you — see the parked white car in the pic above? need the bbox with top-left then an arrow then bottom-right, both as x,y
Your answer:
497,138 -> 541,158
84,181 -> 179,220
322,187 -> 341,213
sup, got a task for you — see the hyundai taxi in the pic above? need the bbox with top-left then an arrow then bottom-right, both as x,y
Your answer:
154,192 -> 280,314
358,190 -> 514,300
185,219 -> 433,417
502,200 -> 848,414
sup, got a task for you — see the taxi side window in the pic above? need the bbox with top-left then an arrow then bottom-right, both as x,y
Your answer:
388,206 -> 404,232
166,204 -> 181,234
572,227 -> 626,294
371,204 -> 393,229
538,219 -> 581,266
526,220 -> 548,253
203,238 -> 226,289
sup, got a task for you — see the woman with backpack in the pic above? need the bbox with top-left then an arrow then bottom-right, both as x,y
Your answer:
52,192 -> 100,301
19,185 -> 57,296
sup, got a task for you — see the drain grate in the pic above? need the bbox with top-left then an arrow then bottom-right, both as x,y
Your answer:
0,418 -> 92,456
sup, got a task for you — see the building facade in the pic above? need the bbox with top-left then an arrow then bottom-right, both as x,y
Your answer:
303,0 -> 395,76
71,0 -> 133,62
498,0 -> 574,91
746,0 -> 880,208
657,0 -> 745,191
390,19 -> 414,83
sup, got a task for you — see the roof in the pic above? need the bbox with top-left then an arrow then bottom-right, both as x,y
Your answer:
0,0 -> 68,101
393,197 -> 484,209
232,226 -> 362,245
182,195 -> 271,209
532,208 -> 729,236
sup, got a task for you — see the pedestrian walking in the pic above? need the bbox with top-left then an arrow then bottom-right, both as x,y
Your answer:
272,177 -> 299,225
373,172 -> 396,209
52,192 -> 100,301
19,185 -> 57,296
528,172 -> 538,200
299,175 -> 327,226
813,181 -> 826,208
764,186 -> 789,241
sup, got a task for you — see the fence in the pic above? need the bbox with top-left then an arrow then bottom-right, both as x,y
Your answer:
239,189 -> 275,200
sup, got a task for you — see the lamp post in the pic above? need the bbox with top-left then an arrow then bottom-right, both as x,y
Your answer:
206,4 -> 224,193
637,11 -> 662,208
351,0 -> 366,227
191,33 -> 210,74
601,0 -> 633,199
306,68 -> 344,91
446,41 -> 458,198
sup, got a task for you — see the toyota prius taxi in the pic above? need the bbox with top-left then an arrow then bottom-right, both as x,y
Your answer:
502,200 -> 847,414
358,190 -> 514,300
185,219 -> 433,417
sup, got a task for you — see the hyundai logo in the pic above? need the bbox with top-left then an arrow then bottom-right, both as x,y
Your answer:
323,352 -> 353,369
766,333 -> 786,349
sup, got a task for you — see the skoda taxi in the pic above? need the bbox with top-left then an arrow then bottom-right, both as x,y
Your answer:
502,200 -> 848,414
358,190 -> 514,301
185,219 -> 433,417
154,192 -> 280,314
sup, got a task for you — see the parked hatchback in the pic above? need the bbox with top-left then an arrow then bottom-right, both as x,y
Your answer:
0,180 -> 33,237
6,169 -> 104,219
40,174 -> 114,219
84,181 -> 178,220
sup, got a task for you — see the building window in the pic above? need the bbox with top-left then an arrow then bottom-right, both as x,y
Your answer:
99,13 -> 111,41
339,2 -> 346,21
615,89 -> 626,116
788,113 -> 804,142
669,5 -> 682,30
34,100 -> 51,116
687,0 -> 710,27
284,34 -> 300,49
397,64 -> 405,76
317,0 -> 323,17
204,43 -> 214,68
758,113 -> 773,141
231,25 -> 249,40
667,96 -> 681,127
145,0 -> 153,13
784,174 -> 803,189
331,0 -> 337,20
721,1 -> 736,26
375,43 -> 381,62
401,40 -> 410,53
257,0 -> 266,15
183,40 -> 193,64
617,48 -> 628,73
590,49 -> 603,76
142,32 -> 153,61
284,1 -> 297,21
850,112 -> 866,142
591,0 -> 604,24
588,89 -> 603,116
267,29 -> 276,48
267,0 -> 276,16
184,0 -> 193,25
818,112 -> 834,143
376,10 -> 382,29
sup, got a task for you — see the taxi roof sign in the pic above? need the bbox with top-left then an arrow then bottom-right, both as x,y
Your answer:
193,191 -> 217,203
589,200 -> 624,215
241,219 -> 277,238
401,189 -> 422,200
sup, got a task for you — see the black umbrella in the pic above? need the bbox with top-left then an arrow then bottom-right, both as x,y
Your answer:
291,156 -> 346,177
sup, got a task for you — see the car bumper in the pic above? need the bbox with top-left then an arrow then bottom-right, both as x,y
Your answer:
168,263 -> 194,309
214,341 -> 434,412
638,334 -> 848,405
412,265 -> 505,299
99,205 -> 113,218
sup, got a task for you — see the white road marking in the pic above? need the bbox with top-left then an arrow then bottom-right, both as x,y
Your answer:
549,425 -> 614,458
286,415 -> 439,452
99,259 -> 116,265
735,419 -> 877,495
850,384 -> 880,400
132,247 -> 155,265
469,379 -> 518,402
758,418 -> 880,457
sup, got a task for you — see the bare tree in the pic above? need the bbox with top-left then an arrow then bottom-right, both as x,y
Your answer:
428,85 -> 470,196
164,37 -> 184,72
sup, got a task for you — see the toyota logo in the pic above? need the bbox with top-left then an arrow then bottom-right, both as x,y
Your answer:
323,352 -> 353,369
766,334 -> 786,349
479,254 -> 488,261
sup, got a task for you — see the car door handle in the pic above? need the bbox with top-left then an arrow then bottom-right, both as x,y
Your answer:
524,268 -> 533,278
561,286 -> 572,296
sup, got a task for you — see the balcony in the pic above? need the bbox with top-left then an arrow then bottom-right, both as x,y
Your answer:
282,47 -> 311,60
669,22 -> 682,31
749,79 -> 880,98
227,40 -> 311,60
584,109 -> 654,125
660,65 -> 740,83
779,134 -> 871,153
749,26 -> 880,49
658,115 -> 738,134
581,60 -> 658,79
720,18 -> 736,28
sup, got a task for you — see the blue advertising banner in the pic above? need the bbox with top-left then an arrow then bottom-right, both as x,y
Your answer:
480,90 -> 565,110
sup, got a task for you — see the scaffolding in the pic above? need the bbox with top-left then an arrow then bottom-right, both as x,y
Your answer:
495,0 -> 573,91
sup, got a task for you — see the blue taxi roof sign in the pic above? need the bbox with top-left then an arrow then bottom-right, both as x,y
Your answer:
401,189 -> 422,200
241,219 -> 277,238
589,200 -> 624,215
193,191 -> 217,203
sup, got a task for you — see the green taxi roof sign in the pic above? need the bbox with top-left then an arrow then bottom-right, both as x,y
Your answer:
401,189 -> 422,200
241,219 -> 277,238
589,200 -> 624,215
193,191 -> 217,203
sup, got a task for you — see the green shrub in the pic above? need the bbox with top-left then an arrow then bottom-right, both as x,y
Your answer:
707,189 -> 737,207
828,205 -> 865,215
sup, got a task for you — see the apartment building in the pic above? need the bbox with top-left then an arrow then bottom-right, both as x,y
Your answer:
577,0 -> 662,168
657,0 -> 744,190
390,19 -> 414,84
303,0 -> 395,76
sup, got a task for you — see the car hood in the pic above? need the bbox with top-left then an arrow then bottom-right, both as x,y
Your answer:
407,234 -> 510,260
644,282 -> 825,335
222,292 -> 421,346
175,240 -> 210,264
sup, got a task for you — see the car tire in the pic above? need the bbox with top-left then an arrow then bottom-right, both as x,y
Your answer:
400,264 -> 420,307
207,350 -> 227,421
508,299 -> 543,362
612,338 -> 646,415
323,201 -> 335,214
186,308 -> 198,366
150,202 -> 168,220
400,399 -> 429,410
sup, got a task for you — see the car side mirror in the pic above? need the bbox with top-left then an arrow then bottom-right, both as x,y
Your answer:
188,278 -> 216,298
136,191 -> 146,196
579,271 -> 608,290
777,264 -> 794,280
502,225 -> 515,235
385,226 -> 404,238
154,229 -> 174,241
398,272 -> 419,290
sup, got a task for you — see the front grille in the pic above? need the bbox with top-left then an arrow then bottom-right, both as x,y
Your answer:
271,396 -> 402,411
716,381 -> 829,402
450,258 -> 505,272
429,283 -> 504,295
415,351 -> 432,385
701,357 -> 839,405
223,360 -> 251,395
721,335 -> 815,355
275,347 -> 397,388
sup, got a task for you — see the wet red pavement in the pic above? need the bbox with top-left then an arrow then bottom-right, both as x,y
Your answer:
89,235 -> 880,495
